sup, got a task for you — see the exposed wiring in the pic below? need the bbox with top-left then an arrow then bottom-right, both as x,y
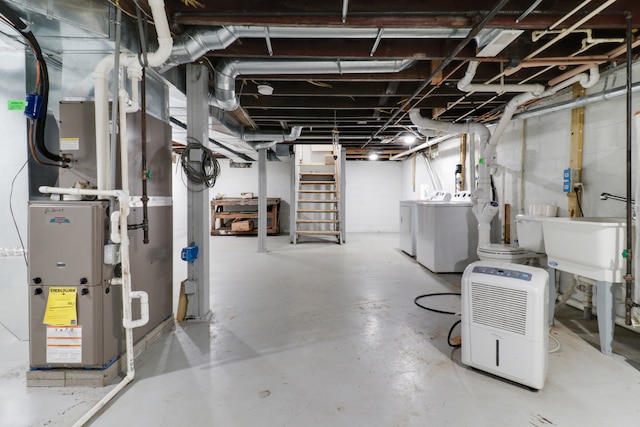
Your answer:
0,1 -> 67,166
179,138 -> 221,189
107,0 -> 153,22
9,160 -> 28,267
414,293 -> 462,348
575,187 -> 584,217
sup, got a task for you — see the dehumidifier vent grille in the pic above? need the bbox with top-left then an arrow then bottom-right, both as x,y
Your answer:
470,282 -> 528,335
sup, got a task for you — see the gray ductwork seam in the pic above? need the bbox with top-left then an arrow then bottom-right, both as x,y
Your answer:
242,126 -> 303,142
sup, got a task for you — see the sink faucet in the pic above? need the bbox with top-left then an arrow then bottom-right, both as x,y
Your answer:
600,192 -> 635,203
600,192 -> 636,219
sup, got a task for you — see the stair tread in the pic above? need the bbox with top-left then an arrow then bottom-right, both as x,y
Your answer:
296,219 -> 340,223
300,172 -> 335,176
298,190 -> 337,193
299,181 -> 336,185
298,199 -> 338,203
296,231 -> 341,236
297,209 -> 338,213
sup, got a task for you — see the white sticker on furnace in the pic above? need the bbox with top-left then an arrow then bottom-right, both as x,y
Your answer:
60,137 -> 80,151
46,326 -> 82,364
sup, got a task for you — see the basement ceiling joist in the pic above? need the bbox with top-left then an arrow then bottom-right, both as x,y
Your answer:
121,0 -> 640,159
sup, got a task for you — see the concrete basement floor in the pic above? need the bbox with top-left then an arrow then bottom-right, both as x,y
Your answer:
1,233 -> 640,426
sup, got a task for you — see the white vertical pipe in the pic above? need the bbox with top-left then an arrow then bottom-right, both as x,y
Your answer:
118,90 -> 130,193
93,0 -> 172,191
38,187 -> 134,427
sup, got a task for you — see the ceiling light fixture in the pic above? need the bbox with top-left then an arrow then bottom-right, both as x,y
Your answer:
257,83 -> 274,95
402,133 -> 417,144
369,152 -> 379,161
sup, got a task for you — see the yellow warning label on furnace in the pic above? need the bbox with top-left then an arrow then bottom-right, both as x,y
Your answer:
43,287 -> 78,326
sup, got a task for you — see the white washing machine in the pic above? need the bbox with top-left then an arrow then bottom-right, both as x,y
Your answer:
399,200 -> 418,256
416,191 -> 479,273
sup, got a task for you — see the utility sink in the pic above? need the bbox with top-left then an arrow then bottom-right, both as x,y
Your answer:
542,217 -> 629,282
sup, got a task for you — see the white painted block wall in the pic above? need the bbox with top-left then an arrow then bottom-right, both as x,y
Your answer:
345,160 -> 403,232
0,51 -> 28,340
199,157 -> 404,233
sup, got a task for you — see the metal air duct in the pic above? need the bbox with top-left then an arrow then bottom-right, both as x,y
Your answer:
213,58 -> 416,111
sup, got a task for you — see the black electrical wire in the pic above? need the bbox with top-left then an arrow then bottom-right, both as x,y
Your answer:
414,293 -> 462,348
9,160 -> 28,267
575,187 -> 584,217
0,0 -> 67,165
447,320 -> 462,348
490,175 -> 498,202
414,293 -> 461,315
179,138 -> 221,189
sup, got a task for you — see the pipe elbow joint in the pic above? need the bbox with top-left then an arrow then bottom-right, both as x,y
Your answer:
581,66 -> 600,89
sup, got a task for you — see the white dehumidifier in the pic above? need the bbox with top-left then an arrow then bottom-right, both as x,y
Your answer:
461,261 -> 549,389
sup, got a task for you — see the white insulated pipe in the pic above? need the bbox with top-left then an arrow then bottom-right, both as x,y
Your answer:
93,0 -> 172,191
409,108 -> 491,145
118,89 -> 130,193
457,61 -> 545,95
410,64 -> 600,249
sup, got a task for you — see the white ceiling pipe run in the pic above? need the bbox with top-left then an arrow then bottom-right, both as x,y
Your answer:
93,0 -> 172,191
409,108 -> 491,145
471,66 -> 599,247
393,111 -> 493,160
457,60 -> 545,95
435,0 -> 612,120
524,0 -> 618,60
389,133 -> 458,161
213,58 -> 416,111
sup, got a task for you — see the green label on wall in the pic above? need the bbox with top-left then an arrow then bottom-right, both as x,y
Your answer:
8,100 -> 26,111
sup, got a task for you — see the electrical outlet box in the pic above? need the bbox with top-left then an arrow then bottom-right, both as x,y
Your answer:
563,168 -> 581,193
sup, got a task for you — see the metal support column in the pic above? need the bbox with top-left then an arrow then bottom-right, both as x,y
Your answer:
596,281 -> 621,355
258,148 -> 267,252
185,64 -> 211,320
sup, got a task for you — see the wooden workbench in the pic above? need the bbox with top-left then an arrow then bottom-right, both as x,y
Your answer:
210,197 -> 281,235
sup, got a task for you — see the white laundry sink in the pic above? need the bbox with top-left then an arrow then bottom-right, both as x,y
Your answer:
542,217 -> 629,282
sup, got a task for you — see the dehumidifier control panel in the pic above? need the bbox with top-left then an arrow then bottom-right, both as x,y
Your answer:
471,265 -> 533,281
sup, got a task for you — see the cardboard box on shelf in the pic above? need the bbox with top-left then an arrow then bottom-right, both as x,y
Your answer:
231,220 -> 254,232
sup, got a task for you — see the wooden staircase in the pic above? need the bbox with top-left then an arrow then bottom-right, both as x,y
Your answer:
292,147 -> 343,243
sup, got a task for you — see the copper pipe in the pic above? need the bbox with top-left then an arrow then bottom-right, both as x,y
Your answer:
548,38 -> 640,86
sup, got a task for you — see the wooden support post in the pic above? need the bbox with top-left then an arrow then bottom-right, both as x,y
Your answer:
504,203 -> 511,244
459,134 -> 467,191
568,83 -> 585,217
